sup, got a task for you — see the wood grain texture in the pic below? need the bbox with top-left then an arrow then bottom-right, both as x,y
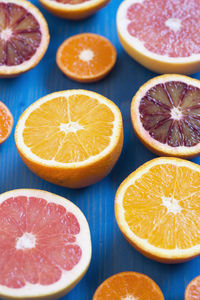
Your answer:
0,0 -> 200,299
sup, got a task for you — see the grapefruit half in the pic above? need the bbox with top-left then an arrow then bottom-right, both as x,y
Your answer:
117,0 -> 200,74
131,74 -> 200,158
0,0 -> 49,77
0,189 -> 91,299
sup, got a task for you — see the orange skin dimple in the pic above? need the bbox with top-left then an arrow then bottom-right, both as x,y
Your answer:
93,272 -> 164,300
56,33 -> 117,83
0,102 -> 13,144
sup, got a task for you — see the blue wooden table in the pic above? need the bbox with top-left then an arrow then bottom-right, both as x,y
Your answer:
0,0 -> 200,299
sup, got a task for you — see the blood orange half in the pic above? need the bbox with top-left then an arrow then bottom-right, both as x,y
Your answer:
0,0 -> 49,77
131,74 -> 200,158
39,0 -> 110,20
117,0 -> 200,74
0,189 -> 91,299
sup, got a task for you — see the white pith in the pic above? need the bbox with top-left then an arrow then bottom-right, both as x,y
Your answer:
170,106 -> 182,120
16,232 -> 36,250
117,0 -> 200,63
115,158 -> 200,259
79,49 -> 94,62
0,189 -> 91,298
0,0 -> 49,74
0,28 -> 12,41
162,196 -> 182,214
123,296 -> 137,300
132,74 -> 200,155
165,18 -> 182,32
15,90 -> 122,168
60,122 -> 84,133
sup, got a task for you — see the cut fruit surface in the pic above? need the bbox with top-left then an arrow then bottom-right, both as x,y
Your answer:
93,272 -> 164,300
185,276 -> 200,300
131,74 -> 200,158
39,0 -> 110,19
0,189 -> 91,299
0,101 -> 13,144
56,33 -> 117,83
15,90 -> 123,188
117,0 -> 200,74
115,157 -> 200,263
0,0 -> 49,77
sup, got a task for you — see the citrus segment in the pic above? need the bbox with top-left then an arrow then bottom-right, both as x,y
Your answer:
131,75 -> 200,158
115,157 -> 200,263
185,276 -> 200,300
56,33 -> 116,83
0,101 -> 13,144
117,0 -> 200,74
0,189 -> 91,299
15,90 -> 123,188
0,0 -> 49,77
39,0 -> 110,20
93,272 -> 164,300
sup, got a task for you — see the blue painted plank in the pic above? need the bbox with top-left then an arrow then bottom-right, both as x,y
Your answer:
0,0 -> 200,299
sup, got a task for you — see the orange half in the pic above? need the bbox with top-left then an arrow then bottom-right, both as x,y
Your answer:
185,276 -> 200,300
93,272 -> 164,300
0,101 -> 13,144
115,157 -> 200,263
15,90 -> 123,188
39,0 -> 110,20
56,33 -> 117,83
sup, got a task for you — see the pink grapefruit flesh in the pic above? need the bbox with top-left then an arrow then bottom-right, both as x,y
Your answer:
0,189 -> 91,299
0,3 -> 42,66
139,81 -> 200,147
126,0 -> 200,58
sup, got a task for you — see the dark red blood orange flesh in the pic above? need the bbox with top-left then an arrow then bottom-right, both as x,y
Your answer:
0,196 -> 81,288
139,81 -> 200,147
185,276 -> 200,299
0,3 -> 42,66
53,0 -> 91,4
127,0 -> 200,57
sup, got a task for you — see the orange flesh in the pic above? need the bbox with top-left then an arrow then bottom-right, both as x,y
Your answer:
23,95 -> 114,163
57,34 -> 116,81
93,272 -> 164,300
185,276 -> 200,299
0,102 -> 13,143
123,163 -> 200,250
